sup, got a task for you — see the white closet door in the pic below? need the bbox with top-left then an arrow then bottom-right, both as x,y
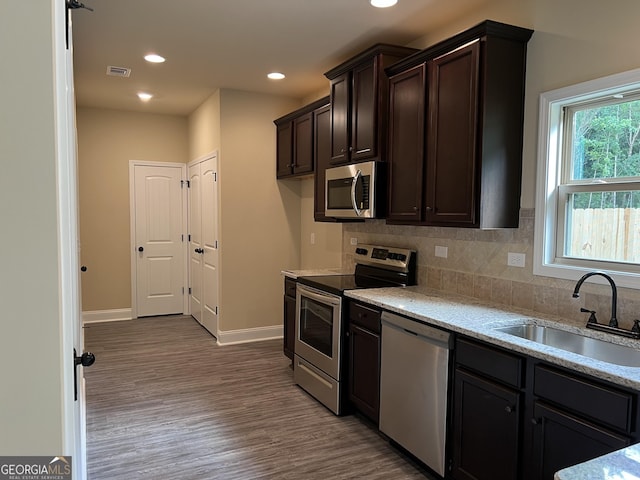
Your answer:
201,155 -> 219,336
188,162 -> 203,323
134,164 -> 184,317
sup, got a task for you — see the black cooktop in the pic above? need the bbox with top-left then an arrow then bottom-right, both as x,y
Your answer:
297,265 -> 412,296
296,274 -> 361,296
295,244 -> 416,296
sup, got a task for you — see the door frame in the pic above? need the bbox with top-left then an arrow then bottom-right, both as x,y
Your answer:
129,160 -> 189,319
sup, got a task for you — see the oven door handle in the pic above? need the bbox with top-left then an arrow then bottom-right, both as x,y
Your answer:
351,169 -> 363,217
298,285 -> 341,307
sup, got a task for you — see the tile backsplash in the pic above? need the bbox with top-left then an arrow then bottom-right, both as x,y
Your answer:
343,209 -> 640,330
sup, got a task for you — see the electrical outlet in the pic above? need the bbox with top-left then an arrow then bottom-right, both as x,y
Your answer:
350,238 -> 358,246
507,252 -> 526,268
310,233 -> 315,245
435,245 -> 448,258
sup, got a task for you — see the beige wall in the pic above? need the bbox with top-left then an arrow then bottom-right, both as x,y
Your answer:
0,0 -> 66,454
300,178 -> 343,269
188,89 -> 302,331
340,0 -> 640,326
188,90 -> 221,160
218,90 -> 302,330
77,108 -> 189,311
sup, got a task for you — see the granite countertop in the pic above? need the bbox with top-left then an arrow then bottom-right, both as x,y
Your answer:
345,286 -> 640,390
555,443 -> 640,479
281,268 -> 353,279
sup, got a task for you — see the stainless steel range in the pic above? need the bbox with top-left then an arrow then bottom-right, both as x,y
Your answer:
294,244 -> 416,415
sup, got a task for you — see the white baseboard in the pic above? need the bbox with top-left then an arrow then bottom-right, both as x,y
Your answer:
82,308 -> 133,324
217,325 -> 283,346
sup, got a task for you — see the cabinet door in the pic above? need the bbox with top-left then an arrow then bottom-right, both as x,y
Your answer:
330,72 -> 350,164
351,59 -> 377,162
426,41 -> 480,226
528,402 -> 630,480
276,121 -> 293,177
313,105 -> 333,221
348,323 -> 381,423
452,368 -> 521,480
283,293 -> 296,360
293,112 -> 314,175
387,64 -> 426,223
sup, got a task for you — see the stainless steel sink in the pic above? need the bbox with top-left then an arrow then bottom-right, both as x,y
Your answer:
494,324 -> 640,367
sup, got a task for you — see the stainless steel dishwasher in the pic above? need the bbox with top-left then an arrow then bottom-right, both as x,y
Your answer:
379,311 -> 452,477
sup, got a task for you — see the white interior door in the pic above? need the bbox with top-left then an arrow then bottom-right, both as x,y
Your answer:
187,153 -> 219,337
58,5 -> 89,478
201,155 -> 219,335
188,162 -> 203,323
133,164 -> 185,317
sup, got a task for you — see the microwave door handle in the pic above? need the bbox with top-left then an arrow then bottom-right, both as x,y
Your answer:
351,169 -> 363,216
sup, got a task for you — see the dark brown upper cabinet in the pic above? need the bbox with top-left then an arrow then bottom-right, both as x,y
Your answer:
274,96 -> 330,179
324,44 -> 418,166
313,104 -> 336,222
387,64 -> 426,223
386,20 -> 534,228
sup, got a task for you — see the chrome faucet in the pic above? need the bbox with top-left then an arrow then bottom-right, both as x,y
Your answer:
572,271 -> 618,328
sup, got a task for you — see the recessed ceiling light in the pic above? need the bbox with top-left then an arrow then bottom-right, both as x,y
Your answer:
144,54 -> 165,63
370,0 -> 398,7
267,72 -> 285,80
137,92 -> 153,101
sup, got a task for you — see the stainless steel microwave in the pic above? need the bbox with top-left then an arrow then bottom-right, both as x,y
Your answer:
325,161 -> 384,219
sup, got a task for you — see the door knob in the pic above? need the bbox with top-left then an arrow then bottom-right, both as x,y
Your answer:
80,265 -> 87,272
73,348 -> 95,401
75,350 -> 95,367
138,246 -> 144,252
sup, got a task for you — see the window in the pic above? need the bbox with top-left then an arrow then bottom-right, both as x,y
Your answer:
534,68 -> 640,289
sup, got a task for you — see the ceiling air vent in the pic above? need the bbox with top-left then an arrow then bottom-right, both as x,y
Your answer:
106,66 -> 131,77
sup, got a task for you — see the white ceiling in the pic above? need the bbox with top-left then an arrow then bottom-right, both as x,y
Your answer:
71,0 -> 490,116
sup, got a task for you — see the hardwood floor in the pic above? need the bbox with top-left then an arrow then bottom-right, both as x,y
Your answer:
84,315 -> 433,479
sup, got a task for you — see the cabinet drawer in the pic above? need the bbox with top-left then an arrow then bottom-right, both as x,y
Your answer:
534,365 -> 634,433
349,302 -> 381,333
284,277 -> 297,298
456,338 -> 524,388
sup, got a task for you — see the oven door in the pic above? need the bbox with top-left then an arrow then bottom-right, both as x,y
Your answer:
295,284 -> 342,380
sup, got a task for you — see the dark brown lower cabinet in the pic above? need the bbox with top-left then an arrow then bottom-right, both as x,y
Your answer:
283,278 -> 296,360
528,402 -> 630,480
452,368 -> 521,480
348,301 -> 381,423
452,337 -> 639,480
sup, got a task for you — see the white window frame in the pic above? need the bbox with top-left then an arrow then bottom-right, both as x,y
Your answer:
534,67 -> 640,290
